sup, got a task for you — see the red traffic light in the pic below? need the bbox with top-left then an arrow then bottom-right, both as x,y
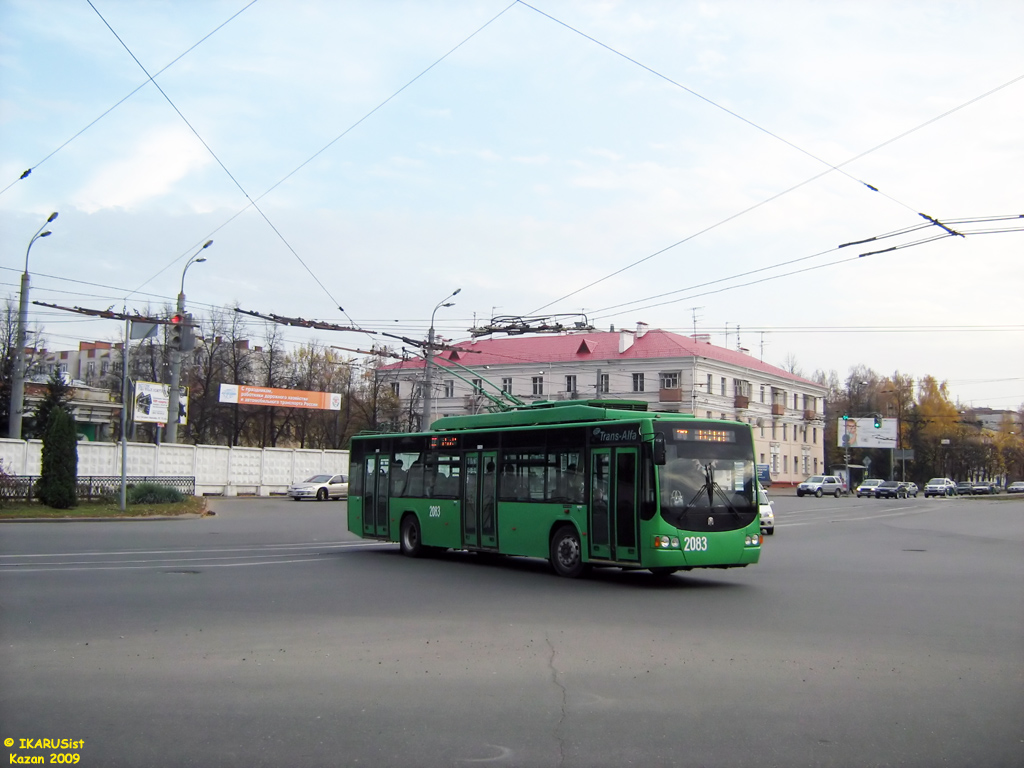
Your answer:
171,314 -> 183,324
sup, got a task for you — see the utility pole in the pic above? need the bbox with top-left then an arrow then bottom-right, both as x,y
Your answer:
422,288 -> 460,430
9,212 -> 57,439
167,241 -> 211,443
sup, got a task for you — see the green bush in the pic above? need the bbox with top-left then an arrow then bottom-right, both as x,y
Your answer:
127,482 -> 185,505
38,408 -> 78,509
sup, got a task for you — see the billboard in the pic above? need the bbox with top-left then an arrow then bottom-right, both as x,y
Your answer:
133,382 -> 189,425
218,384 -> 342,411
838,417 -> 897,448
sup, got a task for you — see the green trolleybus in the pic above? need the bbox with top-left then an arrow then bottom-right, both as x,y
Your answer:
347,400 -> 762,578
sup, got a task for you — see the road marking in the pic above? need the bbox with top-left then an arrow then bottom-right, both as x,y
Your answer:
0,541 -> 396,573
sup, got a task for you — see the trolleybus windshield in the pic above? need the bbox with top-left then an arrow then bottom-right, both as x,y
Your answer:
655,423 -> 757,533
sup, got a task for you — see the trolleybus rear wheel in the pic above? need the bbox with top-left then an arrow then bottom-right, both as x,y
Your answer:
550,525 -> 584,578
400,514 -> 424,558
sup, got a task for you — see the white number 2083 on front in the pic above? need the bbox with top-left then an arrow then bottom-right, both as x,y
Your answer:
684,536 -> 708,552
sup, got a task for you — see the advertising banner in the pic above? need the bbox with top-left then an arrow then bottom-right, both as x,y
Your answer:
133,382 -> 189,425
837,417 -> 898,448
218,384 -> 342,411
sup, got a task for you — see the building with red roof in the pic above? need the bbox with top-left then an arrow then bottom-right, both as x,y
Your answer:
381,324 -> 828,485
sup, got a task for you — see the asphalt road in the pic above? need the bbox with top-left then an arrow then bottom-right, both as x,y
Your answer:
1,494 -> 1022,768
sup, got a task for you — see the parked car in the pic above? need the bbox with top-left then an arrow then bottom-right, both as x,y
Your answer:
757,487 -> 775,536
875,480 -> 912,499
1007,482 -> 1024,494
924,478 -> 957,497
956,481 -> 975,496
287,474 -> 348,501
972,481 -> 998,495
856,479 -> 884,498
797,475 -> 847,498
903,482 -> 919,497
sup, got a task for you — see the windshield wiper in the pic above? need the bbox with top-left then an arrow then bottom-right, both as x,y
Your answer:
704,464 -> 742,518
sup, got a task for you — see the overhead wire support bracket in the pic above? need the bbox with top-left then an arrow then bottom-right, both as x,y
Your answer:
470,313 -> 595,338
234,307 -> 373,334
32,301 -> 185,324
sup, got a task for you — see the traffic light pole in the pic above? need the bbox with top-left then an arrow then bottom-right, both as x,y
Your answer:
166,297 -> 185,443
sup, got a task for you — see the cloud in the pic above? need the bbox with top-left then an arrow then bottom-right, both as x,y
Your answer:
72,126 -> 212,213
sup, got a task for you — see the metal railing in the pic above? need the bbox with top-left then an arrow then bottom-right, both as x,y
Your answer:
0,475 -> 196,503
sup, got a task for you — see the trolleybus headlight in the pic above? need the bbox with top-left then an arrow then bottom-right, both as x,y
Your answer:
670,537 -> 680,548
654,536 -> 681,549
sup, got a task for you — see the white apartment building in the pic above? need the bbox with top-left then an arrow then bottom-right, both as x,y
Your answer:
380,324 -> 827,486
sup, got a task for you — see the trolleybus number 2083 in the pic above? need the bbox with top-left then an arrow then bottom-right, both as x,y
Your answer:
347,400 -> 761,578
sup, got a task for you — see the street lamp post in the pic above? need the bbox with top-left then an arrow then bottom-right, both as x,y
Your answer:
166,240 -> 211,443
421,288 -> 460,430
8,212 -> 58,440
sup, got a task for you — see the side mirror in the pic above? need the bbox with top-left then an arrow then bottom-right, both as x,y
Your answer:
653,433 -> 666,465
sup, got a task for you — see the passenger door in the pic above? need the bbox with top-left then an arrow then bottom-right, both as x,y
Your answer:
462,450 -> 498,550
589,447 -> 639,563
361,454 -> 390,537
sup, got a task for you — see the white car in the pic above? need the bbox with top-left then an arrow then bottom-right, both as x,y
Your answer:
758,487 -> 775,535
856,479 -> 884,498
923,477 -> 957,498
797,475 -> 847,498
287,474 -> 348,501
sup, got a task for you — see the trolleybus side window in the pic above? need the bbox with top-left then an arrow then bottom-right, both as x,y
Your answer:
431,452 -> 462,498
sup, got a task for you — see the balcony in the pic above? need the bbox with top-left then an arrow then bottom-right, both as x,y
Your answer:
803,409 -> 817,421
659,388 -> 683,403
771,403 -> 785,416
734,395 -> 750,409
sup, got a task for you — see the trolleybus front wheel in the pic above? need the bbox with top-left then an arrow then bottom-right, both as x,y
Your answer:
400,514 -> 424,558
550,525 -> 584,578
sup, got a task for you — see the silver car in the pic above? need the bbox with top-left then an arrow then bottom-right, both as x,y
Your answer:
287,474 -> 348,501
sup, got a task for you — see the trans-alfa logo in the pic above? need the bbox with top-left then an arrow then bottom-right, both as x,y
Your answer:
592,426 -> 639,442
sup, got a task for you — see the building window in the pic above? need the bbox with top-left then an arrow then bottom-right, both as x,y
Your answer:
101,361 -> 109,375
660,371 -> 679,389
760,384 -> 766,403
632,373 -> 645,392
814,458 -> 819,473
599,373 -> 609,393
706,373 -> 713,392
565,375 -> 577,393
720,377 -> 726,396
501,377 -> 513,394
443,380 -> 454,398
720,413 -> 726,421
772,423 -> 777,439
87,362 -> 96,376
794,393 -> 799,409
783,424 -> 788,441
706,411 -> 712,419
471,378 -> 482,392
760,453 -> 765,464
794,456 -> 799,473
532,376 -> 544,396
813,427 -> 817,444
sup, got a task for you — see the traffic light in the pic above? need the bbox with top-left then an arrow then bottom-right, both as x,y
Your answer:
842,414 -> 849,422
180,313 -> 196,351
169,313 -> 184,350
873,414 -> 882,429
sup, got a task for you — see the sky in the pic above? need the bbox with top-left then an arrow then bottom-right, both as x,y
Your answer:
1,0 -> 1022,411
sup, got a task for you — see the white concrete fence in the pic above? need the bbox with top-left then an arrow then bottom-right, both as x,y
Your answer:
0,438 -> 349,497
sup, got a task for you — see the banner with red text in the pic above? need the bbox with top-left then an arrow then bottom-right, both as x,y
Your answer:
218,384 -> 341,410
